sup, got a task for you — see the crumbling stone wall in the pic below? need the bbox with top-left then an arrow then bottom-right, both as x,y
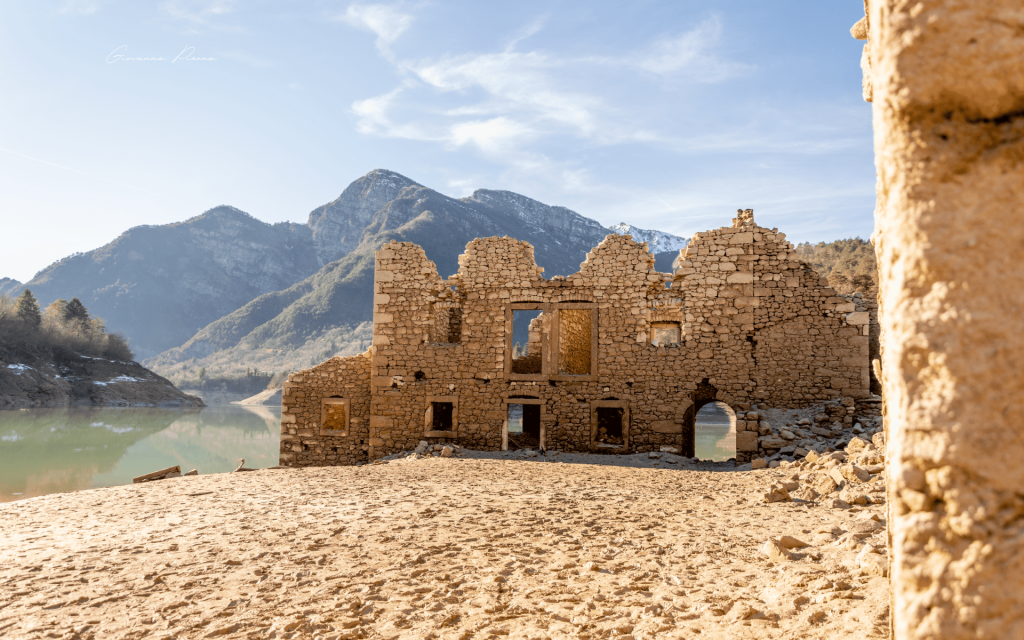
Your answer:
278,351 -> 371,466
857,2 -> 1024,638
282,212 -> 871,466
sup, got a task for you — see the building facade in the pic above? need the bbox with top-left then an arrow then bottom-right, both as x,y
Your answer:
279,210 -> 871,466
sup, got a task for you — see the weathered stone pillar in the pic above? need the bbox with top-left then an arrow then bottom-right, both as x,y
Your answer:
857,2 -> 1024,638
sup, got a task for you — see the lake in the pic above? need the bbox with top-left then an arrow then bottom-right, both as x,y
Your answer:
0,405 -> 281,503
0,403 -> 736,502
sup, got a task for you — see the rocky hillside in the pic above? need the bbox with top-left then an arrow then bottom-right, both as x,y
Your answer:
148,176 -> 681,381
2,208 -> 321,358
0,352 -> 203,409
608,222 -> 689,254
3,170 -> 687,361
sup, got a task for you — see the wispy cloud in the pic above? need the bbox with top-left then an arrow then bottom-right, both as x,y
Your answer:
632,17 -> 751,80
336,4 -> 414,54
338,4 -> 781,188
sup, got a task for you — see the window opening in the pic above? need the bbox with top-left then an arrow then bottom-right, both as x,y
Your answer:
431,307 -> 462,344
324,403 -> 347,431
694,401 -> 736,461
596,407 -> 624,448
320,398 -> 350,436
558,308 -> 592,375
507,403 -> 541,450
431,402 -> 454,431
651,321 -> 681,347
511,309 -> 544,374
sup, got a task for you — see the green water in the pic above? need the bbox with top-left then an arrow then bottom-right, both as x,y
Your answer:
0,402 -> 738,502
695,423 -> 736,461
695,401 -> 736,461
0,405 -> 281,503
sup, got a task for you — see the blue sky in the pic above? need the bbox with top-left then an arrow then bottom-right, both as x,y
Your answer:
0,1 -> 872,283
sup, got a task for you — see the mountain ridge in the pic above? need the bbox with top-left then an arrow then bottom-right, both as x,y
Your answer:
4,170 -> 689,367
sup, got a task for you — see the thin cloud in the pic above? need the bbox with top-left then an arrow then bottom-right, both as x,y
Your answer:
633,17 -> 752,80
337,4 -> 413,54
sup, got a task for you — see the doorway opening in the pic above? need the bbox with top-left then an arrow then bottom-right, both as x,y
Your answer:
507,403 -> 541,450
693,401 -> 736,461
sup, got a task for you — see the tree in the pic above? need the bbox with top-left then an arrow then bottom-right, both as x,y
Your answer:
15,289 -> 41,328
63,298 -> 89,323
45,299 -> 68,320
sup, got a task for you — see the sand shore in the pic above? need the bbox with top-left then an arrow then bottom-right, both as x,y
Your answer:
0,456 -> 887,639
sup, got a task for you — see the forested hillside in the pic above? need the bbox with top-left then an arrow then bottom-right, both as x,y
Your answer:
795,238 -> 877,293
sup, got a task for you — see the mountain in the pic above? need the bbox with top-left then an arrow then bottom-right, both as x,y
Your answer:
147,176 -> 643,380
3,168 -> 689,376
0,278 -> 21,297
2,207 -> 321,358
608,222 -> 689,254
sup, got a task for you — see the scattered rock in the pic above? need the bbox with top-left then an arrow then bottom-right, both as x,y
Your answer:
777,535 -> 809,549
760,538 -> 794,563
830,498 -> 852,510
184,469 -> 198,476
751,458 -> 767,470
441,446 -> 453,458
856,545 -> 888,576
841,465 -> 871,483
804,450 -> 820,463
763,484 -> 792,503
828,468 -> 847,487
845,437 -> 870,454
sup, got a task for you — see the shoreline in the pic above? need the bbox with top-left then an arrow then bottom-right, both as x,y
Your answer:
1,457 -> 888,639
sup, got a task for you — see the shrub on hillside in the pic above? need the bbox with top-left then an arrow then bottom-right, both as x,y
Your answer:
0,292 -> 135,362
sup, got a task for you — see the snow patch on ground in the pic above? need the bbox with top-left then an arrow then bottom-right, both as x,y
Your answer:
93,376 -> 146,386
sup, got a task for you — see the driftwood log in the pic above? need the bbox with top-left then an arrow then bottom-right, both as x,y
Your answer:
132,466 -> 181,484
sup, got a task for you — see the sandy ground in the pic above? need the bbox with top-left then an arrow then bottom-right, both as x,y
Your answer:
0,456 -> 888,640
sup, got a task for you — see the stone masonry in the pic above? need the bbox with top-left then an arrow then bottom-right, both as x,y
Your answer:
280,211 -> 872,466
856,2 -> 1024,638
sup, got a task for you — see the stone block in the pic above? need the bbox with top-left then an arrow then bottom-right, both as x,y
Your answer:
650,420 -> 680,434
845,312 -> 870,325
737,430 -> 759,452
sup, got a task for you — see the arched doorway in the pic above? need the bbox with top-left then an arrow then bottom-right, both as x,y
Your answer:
694,402 -> 736,461
677,379 -> 736,460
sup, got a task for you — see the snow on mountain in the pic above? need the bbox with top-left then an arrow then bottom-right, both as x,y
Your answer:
608,223 -> 689,254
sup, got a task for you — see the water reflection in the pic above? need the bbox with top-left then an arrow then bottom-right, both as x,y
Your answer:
0,405 -> 281,502
695,402 -> 736,462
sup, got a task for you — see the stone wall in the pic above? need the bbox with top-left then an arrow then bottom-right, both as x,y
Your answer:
278,351 -> 371,467
857,2 -> 1024,638
281,212 -> 871,466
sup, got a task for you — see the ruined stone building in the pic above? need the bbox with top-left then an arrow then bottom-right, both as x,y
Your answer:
280,210 -> 873,466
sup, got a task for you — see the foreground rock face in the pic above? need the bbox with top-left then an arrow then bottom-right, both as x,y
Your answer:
0,354 -> 203,409
858,2 -> 1024,638
0,459 -> 887,639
